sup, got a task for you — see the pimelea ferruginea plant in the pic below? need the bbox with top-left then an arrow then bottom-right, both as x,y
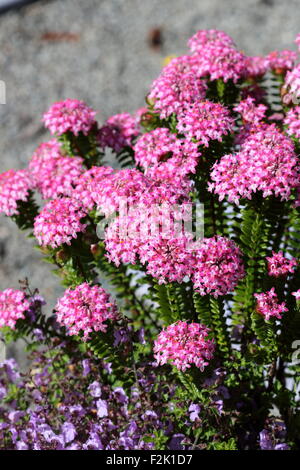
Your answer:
0,30 -> 300,451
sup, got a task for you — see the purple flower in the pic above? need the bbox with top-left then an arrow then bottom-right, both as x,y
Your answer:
88,381 -> 102,398
82,359 -> 90,377
113,387 -> 128,404
188,403 -> 201,422
169,433 -> 185,450
96,399 -> 108,418
259,430 -> 274,450
62,422 -> 76,444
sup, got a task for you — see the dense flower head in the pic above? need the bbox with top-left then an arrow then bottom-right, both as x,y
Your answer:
265,50 -> 297,73
254,288 -> 288,321
139,234 -> 195,284
188,30 -> 247,83
284,106 -> 300,139
234,97 -> 267,124
98,113 -> 140,152
72,166 -> 114,210
148,58 -> 207,118
33,197 -> 87,248
43,99 -> 97,136
192,236 -> 245,297
266,251 -> 297,277
134,128 -> 200,177
283,64 -> 300,104
154,321 -> 215,371
29,140 -> 84,199
55,283 -> 118,339
0,289 -> 30,329
90,169 -> 149,217
209,124 -> 300,203
0,169 -> 33,216
244,56 -> 267,78
177,100 -> 234,146
188,29 -> 235,52
104,213 -> 145,267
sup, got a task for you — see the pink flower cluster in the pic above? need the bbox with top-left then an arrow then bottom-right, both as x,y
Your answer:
29,140 -> 83,199
209,124 -> 300,203
134,127 -> 200,178
234,98 -> 267,124
244,56 -> 267,79
266,251 -> 297,277
283,64 -> 300,104
192,236 -> 245,297
55,282 -> 118,340
284,106 -> 300,139
72,166 -> 114,210
0,289 -> 30,329
33,197 -> 86,248
188,29 -> 247,83
148,55 -> 207,119
254,288 -> 288,321
0,169 -> 33,216
139,234 -> 195,284
154,321 -> 215,371
176,100 -> 234,146
43,99 -> 97,136
98,113 -> 140,152
265,50 -> 297,73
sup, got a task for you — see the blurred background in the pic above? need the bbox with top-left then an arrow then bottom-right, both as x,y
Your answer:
0,0 -> 300,361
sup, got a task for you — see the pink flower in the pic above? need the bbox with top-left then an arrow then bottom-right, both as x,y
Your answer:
266,251 -> 297,277
139,234 -> 195,284
265,50 -> 297,73
283,64 -> 300,104
209,124 -> 300,203
292,289 -> 300,300
134,127 -> 200,177
192,236 -> 245,297
177,100 -> 234,146
154,321 -> 215,372
234,97 -> 267,124
284,106 -> 300,139
29,140 -> 84,199
244,56 -> 267,78
43,99 -> 97,136
188,29 -> 235,52
254,288 -> 288,321
0,169 -> 33,216
0,289 -> 30,329
55,283 -> 118,340
98,113 -> 140,152
188,30 -> 247,83
72,166 -> 114,211
148,57 -> 207,118
33,197 -> 87,248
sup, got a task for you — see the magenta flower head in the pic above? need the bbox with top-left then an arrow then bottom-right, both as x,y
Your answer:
0,289 -> 30,329
266,251 -> 297,278
154,321 -> 215,372
0,169 -> 33,216
29,140 -> 84,200
176,100 -> 234,146
55,282 -> 119,340
33,197 -> 87,248
254,288 -> 288,321
148,56 -> 207,119
192,236 -> 245,297
43,99 -> 97,136
72,166 -> 114,211
98,113 -> 140,153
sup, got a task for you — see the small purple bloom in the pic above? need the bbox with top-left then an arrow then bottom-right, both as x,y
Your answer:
96,399 -> 108,418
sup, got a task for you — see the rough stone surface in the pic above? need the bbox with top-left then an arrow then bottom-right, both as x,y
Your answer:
0,0 -> 299,361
